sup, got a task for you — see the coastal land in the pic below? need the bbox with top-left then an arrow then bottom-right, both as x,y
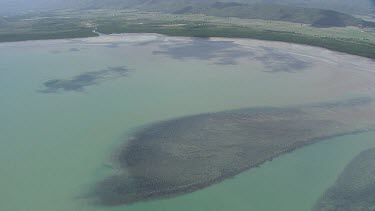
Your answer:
1,9 -> 375,58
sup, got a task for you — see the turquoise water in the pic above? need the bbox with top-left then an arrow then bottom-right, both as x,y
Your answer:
1,34 -> 375,211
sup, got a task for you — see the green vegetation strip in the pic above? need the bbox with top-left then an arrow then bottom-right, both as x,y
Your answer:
96,23 -> 375,59
0,29 -> 96,42
1,10 -> 374,59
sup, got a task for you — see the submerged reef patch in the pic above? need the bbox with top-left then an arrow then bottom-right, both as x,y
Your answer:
153,38 -> 254,65
256,47 -> 312,73
313,147 -> 375,211
69,48 -> 80,52
92,97 -> 375,205
152,38 -> 312,71
40,66 -> 130,93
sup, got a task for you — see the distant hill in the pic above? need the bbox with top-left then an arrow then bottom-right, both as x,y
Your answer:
78,0 -> 375,15
0,0 -> 374,27
65,0 -> 373,28
237,0 -> 375,15
171,2 -> 375,28
0,0 -> 374,15
0,0 -> 375,27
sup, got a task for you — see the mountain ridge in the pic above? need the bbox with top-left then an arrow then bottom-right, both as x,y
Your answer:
0,0 -> 374,15
171,2 -> 375,28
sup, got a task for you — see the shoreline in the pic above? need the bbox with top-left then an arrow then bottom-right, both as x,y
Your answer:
1,31 -> 374,62
0,29 -> 374,60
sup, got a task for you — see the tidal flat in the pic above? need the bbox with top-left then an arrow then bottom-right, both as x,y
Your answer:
1,33 -> 375,211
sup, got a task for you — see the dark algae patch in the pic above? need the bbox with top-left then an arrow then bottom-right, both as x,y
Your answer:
314,147 -> 375,211
152,38 -> 255,65
40,66 -> 129,93
92,98 -> 375,205
152,38 -> 311,71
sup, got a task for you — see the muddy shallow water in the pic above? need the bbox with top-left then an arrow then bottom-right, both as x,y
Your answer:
1,33 -> 375,211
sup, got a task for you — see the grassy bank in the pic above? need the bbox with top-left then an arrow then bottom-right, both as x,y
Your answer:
96,22 -> 375,59
1,10 -> 374,59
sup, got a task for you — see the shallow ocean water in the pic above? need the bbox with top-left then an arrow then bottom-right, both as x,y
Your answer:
1,33 -> 375,211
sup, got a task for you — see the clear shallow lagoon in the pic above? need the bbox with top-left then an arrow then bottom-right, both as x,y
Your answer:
1,34 -> 375,211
